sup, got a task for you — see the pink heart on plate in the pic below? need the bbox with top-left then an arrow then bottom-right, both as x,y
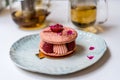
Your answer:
87,56 -> 94,60
89,46 -> 95,50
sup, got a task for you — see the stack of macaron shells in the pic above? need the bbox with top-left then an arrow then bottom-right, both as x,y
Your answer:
39,24 -> 78,57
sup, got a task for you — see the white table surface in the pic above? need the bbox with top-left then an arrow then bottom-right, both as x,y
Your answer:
0,0 -> 120,80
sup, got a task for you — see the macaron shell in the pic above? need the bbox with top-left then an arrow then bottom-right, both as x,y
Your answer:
40,27 -> 77,44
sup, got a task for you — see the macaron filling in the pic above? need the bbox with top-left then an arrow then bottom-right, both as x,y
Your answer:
41,41 -> 75,54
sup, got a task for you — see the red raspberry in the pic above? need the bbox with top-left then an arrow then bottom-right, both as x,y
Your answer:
42,42 -> 53,53
66,41 -> 75,51
50,24 -> 63,33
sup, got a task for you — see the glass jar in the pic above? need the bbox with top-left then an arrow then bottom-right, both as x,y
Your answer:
9,0 -> 50,30
69,0 -> 108,33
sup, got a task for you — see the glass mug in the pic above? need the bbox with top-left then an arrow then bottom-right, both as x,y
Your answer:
69,0 -> 108,33
9,0 -> 51,30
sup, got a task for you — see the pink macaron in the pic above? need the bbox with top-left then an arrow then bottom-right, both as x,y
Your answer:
39,24 -> 78,57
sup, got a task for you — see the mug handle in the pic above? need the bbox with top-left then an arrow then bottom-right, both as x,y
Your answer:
96,0 -> 108,24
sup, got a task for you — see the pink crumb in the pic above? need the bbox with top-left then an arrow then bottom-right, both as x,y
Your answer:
87,56 -> 94,60
89,46 -> 95,50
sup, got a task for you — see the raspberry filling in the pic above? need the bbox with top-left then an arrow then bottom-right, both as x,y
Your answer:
42,42 -> 53,53
66,41 -> 75,51
42,41 -> 75,53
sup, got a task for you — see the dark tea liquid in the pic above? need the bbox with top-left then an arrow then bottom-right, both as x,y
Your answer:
71,5 -> 96,28
12,9 -> 49,30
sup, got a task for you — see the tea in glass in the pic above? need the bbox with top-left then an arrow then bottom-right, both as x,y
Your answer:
71,5 -> 96,28
10,0 -> 50,30
69,0 -> 108,33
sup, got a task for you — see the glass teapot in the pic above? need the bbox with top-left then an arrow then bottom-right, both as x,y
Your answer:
9,0 -> 50,30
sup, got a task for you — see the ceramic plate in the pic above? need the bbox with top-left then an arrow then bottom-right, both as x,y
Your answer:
10,30 -> 107,75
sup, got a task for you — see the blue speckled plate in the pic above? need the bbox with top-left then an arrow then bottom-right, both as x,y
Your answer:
10,30 -> 107,75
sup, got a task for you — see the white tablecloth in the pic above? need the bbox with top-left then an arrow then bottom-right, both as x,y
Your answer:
0,0 -> 120,80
